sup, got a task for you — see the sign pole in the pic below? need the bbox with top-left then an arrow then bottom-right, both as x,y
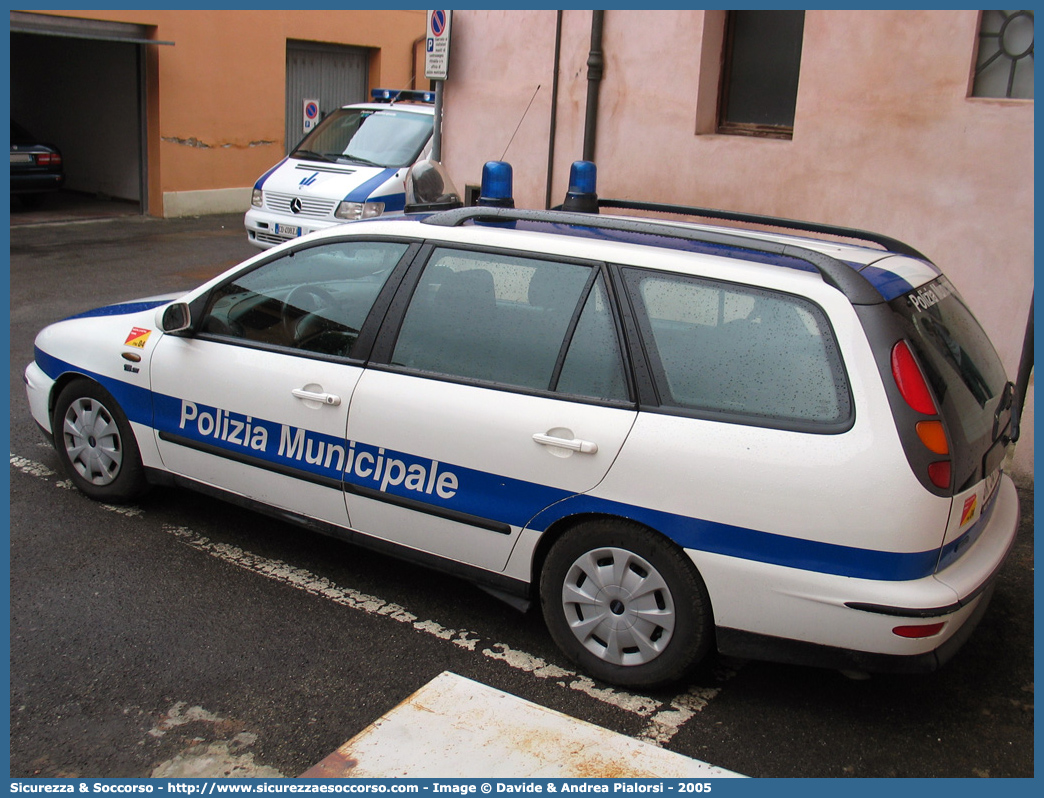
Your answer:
425,10 -> 452,162
433,82 -> 444,162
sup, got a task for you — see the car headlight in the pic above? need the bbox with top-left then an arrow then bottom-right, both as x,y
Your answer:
335,200 -> 385,221
251,188 -> 263,208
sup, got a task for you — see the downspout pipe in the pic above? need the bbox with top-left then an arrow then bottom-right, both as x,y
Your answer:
582,10 -> 605,162
544,10 -> 563,209
1011,291 -> 1034,443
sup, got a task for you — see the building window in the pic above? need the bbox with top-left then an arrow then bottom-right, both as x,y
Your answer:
973,11 -> 1034,99
718,10 -> 805,139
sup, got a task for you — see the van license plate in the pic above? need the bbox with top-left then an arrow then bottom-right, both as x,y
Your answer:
274,223 -> 301,238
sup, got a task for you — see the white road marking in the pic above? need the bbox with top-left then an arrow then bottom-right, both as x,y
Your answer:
11,452 -> 736,746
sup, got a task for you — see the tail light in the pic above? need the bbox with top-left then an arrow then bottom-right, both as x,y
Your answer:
892,340 -> 951,490
36,152 -> 62,166
893,622 -> 946,639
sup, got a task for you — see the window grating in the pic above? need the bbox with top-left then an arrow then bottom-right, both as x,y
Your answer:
973,10 -> 1034,99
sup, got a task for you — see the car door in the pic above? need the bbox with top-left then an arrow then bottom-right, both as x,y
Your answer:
343,245 -> 638,572
149,238 -> 413,528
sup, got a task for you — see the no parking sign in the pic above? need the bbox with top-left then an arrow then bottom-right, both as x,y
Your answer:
303,99 -> 320,134
425,10 -> 452,80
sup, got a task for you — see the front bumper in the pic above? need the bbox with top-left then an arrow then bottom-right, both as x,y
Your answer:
24,359 -> 55,436
244,207 -> 342,249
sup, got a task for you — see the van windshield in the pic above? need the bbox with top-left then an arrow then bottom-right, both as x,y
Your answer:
291,108 -> 432,168
890,275 -> 1011,488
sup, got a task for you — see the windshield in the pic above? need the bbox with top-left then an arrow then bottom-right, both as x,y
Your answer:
290,107 -> 432,168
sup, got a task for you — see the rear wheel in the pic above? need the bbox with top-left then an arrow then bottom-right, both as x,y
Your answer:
52,379 -> 147,502
540,519 -> 713,689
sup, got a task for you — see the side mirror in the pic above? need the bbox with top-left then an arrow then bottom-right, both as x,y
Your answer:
159,302 -> 192,334
404,159 -> 463,213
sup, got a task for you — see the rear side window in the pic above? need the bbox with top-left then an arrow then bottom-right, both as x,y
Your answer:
392,248 -> 629,401
622,268 -> 851,429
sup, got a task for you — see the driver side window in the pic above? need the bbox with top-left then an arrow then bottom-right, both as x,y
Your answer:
199,241 -> 408,357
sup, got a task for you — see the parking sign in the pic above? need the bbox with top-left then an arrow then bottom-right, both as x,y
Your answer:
303,99 -> 320,134
425,10 -> 451,80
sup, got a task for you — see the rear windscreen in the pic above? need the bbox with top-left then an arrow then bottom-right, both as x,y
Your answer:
890,276 -> 1010,486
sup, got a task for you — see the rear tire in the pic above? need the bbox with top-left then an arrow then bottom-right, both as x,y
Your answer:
540,519 -> 713,689
52,379 -> 147,503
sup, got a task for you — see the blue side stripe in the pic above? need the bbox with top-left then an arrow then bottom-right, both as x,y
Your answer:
379,192 -> 406,212
65,299 -> 169,321
35,349 -> 953,583
343,168 -> 399,203
528,494 -> 941,582
34,348 -> 155,428
254,158 -> 288,191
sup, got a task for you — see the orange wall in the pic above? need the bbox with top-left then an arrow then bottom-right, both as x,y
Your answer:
32,9 -> 427,213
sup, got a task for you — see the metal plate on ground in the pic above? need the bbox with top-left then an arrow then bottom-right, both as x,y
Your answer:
302,671 -> 744,778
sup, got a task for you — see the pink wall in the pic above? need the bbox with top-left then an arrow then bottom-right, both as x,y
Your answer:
441,10 -> 1033,381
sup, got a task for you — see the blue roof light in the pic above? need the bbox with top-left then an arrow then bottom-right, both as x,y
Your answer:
562,160 -> 599,213
568,161 -> 597,194
478,161 -> 515,208
370,89 -> 436,104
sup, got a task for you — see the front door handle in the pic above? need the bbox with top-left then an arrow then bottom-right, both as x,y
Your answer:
532,432 -> 598,454
292,388 -> 341,406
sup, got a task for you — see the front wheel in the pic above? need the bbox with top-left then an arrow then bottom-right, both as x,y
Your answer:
540,519 -> 713,689
52,379 -> 147,503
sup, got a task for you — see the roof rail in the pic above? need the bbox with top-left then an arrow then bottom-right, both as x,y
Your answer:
422,206 -> 885,305
595,198 -> 929,261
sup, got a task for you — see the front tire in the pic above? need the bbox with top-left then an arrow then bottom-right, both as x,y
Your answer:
52,379 -> 147,502
540,519 -> 713,689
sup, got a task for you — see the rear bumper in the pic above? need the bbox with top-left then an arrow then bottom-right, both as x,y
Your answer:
717,580 -> 996,674
692,475 -> 1020,672
11,171 -> 64,193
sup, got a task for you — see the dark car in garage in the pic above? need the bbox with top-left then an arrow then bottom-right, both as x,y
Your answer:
10,120 -> 64,196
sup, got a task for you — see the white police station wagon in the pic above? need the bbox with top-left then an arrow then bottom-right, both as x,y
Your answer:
245,89 -> 436,249
26,161 -> 1021,688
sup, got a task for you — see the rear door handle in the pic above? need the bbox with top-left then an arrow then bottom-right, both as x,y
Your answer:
292,388 -> 341,406
532,433 -> 598,454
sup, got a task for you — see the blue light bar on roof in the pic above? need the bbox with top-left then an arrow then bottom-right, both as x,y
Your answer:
478,161 -> 515,208
370,89 -> 436,104
561,160 -> 599,213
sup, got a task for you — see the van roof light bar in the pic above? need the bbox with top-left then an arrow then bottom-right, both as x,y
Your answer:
370,88 -> 436,104
422,206 -> 885,305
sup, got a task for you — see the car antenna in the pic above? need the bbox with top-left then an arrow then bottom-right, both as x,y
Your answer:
500,84 -> 541,161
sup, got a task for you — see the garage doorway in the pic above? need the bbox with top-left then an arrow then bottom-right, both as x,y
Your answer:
285,40 -> 369,154
9,12 -> 170,217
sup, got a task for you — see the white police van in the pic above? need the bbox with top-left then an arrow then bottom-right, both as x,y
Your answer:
26,161 -> 1021,688
244,89 -> 436,249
